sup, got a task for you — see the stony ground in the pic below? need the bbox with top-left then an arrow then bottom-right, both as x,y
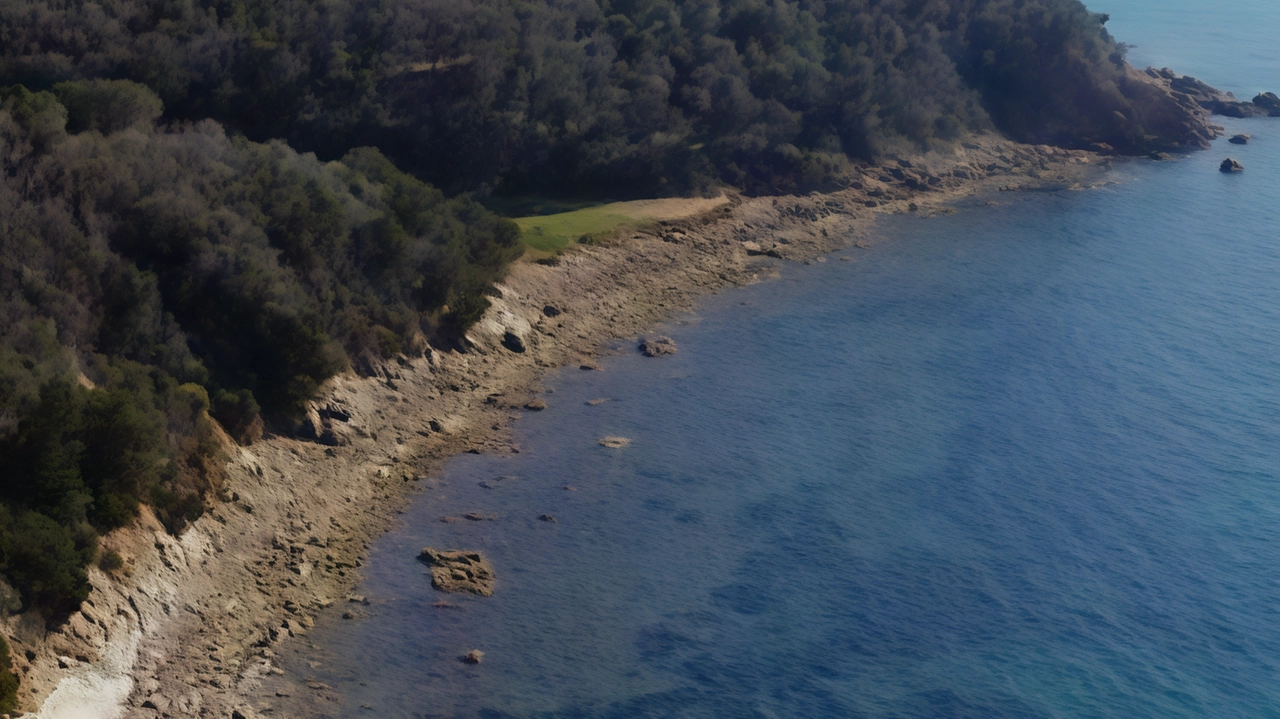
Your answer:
5,134 -> 1115,719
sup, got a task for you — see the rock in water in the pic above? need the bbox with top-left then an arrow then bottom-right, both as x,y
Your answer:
639,336 -> 677,357
463,650 -> 485,664
1220,158 -> 1245,173
1253,91 -> 1280,116
419,549 -> 496,596
524,398 -> 548,411
1228,134 -> 1251,145
599,436 -> 631,448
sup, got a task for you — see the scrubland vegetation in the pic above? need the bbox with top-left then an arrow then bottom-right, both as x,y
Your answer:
0,81 -> 520,621
0,0 -> 1207,627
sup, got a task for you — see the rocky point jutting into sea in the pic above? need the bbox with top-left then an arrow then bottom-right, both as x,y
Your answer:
5,64 -> 1279,718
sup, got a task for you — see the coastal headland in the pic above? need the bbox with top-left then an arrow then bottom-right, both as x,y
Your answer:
5,132 -> 1110,718
5,64 -> 1275,717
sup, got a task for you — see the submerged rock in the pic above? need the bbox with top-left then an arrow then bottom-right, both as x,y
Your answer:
639,336 -> 678,357
419,549 -> 496,596
599,436 -> 631,448
1228,134 -> 1251,145
1220,158 -> 1245,173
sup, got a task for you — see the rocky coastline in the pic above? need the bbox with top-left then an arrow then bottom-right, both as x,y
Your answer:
1,65 -> 1262,719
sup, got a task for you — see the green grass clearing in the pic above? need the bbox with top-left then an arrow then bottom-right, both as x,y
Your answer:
515,207 -> 638,252
513,196 -> 729,253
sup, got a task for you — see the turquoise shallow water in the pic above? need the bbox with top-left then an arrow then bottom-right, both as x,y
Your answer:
278,6 -> 1280,717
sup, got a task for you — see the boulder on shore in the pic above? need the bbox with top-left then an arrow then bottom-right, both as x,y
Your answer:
419,549 -> 496,596
639,336 -> 677,357
1220,158 -> 1245,173
501,331 -> 526,353
1228,134 -> 1251,145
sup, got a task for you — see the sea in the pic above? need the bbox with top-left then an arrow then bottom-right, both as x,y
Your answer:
270,3 -> 1280,717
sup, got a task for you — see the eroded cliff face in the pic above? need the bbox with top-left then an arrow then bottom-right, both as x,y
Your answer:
2,134 -> 1116,719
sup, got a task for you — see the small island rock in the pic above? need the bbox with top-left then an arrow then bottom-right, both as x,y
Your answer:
599,436 -> 631,448
1253,91 -> 1280,116
463,650 -> 485,664
1220,158 -> 1245,173
1228,134 -> 1251,145
419,549 -> 496,596
639,336 -> 677,357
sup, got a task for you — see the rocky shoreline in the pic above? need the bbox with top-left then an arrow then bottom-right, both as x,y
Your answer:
4,104 -> 1213,717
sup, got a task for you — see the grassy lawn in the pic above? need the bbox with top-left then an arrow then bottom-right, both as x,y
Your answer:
515,206 -> 638,252
512,196 -> 729,253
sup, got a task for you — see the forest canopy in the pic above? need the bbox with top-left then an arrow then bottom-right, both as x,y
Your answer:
0,0 -> 1207,621
1,0 -> 1201,198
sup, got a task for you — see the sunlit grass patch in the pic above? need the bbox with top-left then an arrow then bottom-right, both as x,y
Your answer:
513,196 -> 729,253
515,206 -> 639,252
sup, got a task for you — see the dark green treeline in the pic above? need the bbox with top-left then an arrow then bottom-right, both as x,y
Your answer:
3,0 -> 1199,198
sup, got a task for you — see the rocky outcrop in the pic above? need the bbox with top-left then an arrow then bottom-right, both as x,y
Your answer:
1138,68 -> 1279,150
419,549 -> 496,596
523,398 -> 547,411
599,436 -> 631,448
1228,134 -> 1251,145
1220,158 -> 1245,173
639,336 -> 677,357
462,650 -> 484,664
1254,92 -> 1280,116
741,240 -> 783,258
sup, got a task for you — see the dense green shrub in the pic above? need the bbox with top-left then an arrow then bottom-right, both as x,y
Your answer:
0,505 -> 90,621
98,549 -> 125,574
52,79 -> 164,134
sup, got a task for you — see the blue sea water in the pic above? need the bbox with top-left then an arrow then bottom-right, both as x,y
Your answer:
277,5 -> 1280,717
